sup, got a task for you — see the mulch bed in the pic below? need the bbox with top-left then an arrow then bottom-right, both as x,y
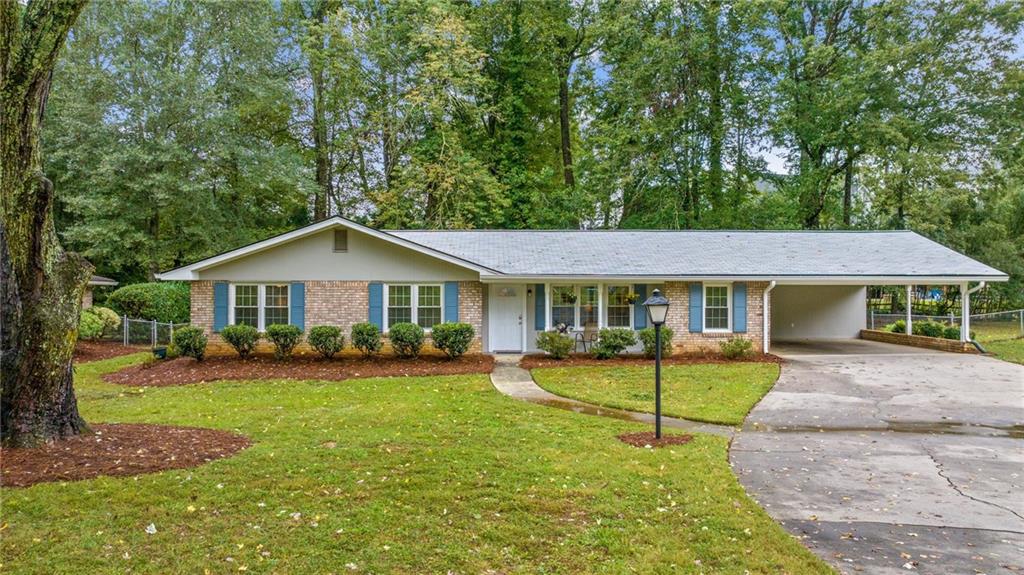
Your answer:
520,352 -> 780,369
74,340 -> 149,363
103,353 -> 495,387
617,431 -> 694,448
0,423 -> 251,488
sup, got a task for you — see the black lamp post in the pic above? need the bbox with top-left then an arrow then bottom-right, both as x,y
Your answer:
642,289 -> 670,439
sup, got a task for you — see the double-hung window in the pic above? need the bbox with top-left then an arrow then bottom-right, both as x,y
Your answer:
551,285 -> 576,328
703,283 -> 731,331
233,285 -> 259,328
231,284 -> 289,330
579,285 -> 599,326
385,284 -> 443,330
606,285 -> 632,328
416,285 -> 442,329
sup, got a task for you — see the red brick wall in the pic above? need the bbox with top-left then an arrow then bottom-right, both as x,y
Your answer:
191,280 -> 484,356
860,329 -> 977,353
663,281 -> 769,353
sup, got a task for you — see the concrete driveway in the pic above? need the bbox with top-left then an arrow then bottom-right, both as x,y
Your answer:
730,339 -> 1024,574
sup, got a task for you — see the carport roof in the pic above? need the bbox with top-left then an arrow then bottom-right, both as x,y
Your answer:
390,229 -> 1008,281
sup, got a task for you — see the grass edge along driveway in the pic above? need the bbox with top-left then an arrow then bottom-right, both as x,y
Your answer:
0,354 -> 829,574
531,362 -> 781,426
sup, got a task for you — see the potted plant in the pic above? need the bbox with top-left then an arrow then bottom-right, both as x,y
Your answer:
565,293 -> 578,304
626,293 -> 639,304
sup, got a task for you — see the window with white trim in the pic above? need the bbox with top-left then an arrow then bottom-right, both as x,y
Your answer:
231,284 -> 289,330
384,284 -> 443,330
579,285 -> 598,327
417,284 -> 442,329
234,285 -> 259,328
606,285 -> 632,328
551,285 -> 576,328
387,285 -> 413,327
704,283 -> 731,331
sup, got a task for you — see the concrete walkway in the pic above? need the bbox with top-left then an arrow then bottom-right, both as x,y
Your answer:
489,354 -> 735,438
730,340 -> 1024,575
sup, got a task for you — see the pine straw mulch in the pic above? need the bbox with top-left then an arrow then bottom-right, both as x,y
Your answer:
74,340 -> 149,363
519,352 -> 781,370
104,353 -> 496,387
0,423 -> 251,488
617,431 -> 694,448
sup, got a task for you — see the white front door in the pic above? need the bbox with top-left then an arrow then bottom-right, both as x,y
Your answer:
488,284 -> 525,352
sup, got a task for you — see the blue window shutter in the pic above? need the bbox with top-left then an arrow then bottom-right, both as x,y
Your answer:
213,282 -> 228,332
368,282 -> 383,329
444,281 -> 459,322
733,282 -> 747,333
689,282 -> 703,333
633,284 -> 648,330
290,282 -> 305,331
534,284 -> 546,330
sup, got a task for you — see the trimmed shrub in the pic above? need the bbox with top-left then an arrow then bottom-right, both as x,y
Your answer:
265,324 -> 303,360
351,322 -> 382,357
309,325 -> 345,358
942,325 -> 961,340
638,326 -> 674,359
912,320 -> 945,338
885,319 -> 906,333
389,322 -> 425,358
173,326 -> 208,361
89,306 -> 122,335
719,336 -> 753,359
536,331 -> 573,359
431,322 -> 474,359
592,328 -> 637,359
78,309 -> 105,340
221,324 -> 260,358
107,282 -> 190,323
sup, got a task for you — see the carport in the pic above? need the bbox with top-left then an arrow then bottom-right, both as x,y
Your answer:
766,276 -> 1006,352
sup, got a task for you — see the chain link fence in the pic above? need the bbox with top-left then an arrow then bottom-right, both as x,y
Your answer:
121,317 -> 190,347
868,309 -> 1024,343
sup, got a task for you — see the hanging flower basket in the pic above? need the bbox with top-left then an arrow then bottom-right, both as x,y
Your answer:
626,293 -> 640,304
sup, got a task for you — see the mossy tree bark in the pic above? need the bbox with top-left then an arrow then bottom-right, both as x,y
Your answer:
1,0 -> 91,447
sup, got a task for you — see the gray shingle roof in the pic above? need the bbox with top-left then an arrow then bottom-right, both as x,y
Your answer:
389,230 -> 1007,279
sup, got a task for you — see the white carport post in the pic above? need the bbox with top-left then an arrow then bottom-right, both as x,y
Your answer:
961,282 -> 970,342
905,285 -> 913,335
961,281 -> 986,343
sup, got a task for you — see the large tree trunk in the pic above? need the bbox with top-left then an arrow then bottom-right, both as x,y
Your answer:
556,49 -> 575,189
310,2 -> 330,221
1,0 -> 92,447
842,157 -> 854,227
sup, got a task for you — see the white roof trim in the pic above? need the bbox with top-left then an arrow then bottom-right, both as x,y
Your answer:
480,275 -> 1008,284
156,217 -> 499,280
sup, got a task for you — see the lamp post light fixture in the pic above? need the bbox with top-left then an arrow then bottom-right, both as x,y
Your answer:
642,289 -> 670,439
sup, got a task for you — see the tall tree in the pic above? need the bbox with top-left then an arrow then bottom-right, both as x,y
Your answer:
46,0 -> 311,281
1,0 -> 91,447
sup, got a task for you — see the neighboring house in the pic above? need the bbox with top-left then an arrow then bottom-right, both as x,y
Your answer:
156,217 -> 1008,355
83,275 -> 118,309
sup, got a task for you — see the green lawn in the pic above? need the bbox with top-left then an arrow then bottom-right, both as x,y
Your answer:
531,363 -> 780,426
973,320 -> 1024,364
0,355 -> 828,574
984,338 -> 1024,365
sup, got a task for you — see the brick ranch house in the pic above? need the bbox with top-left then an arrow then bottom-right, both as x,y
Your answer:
157,217 -> 1007,355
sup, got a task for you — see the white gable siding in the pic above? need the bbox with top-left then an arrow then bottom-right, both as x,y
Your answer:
195,229 -> 478,282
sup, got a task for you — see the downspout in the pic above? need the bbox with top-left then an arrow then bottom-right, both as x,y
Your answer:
963,281 -> 986,350
763,281 -> 777,353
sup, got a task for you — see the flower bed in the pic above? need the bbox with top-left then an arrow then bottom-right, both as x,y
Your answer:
1,423 -> 250,487
104,354 -> 495,387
